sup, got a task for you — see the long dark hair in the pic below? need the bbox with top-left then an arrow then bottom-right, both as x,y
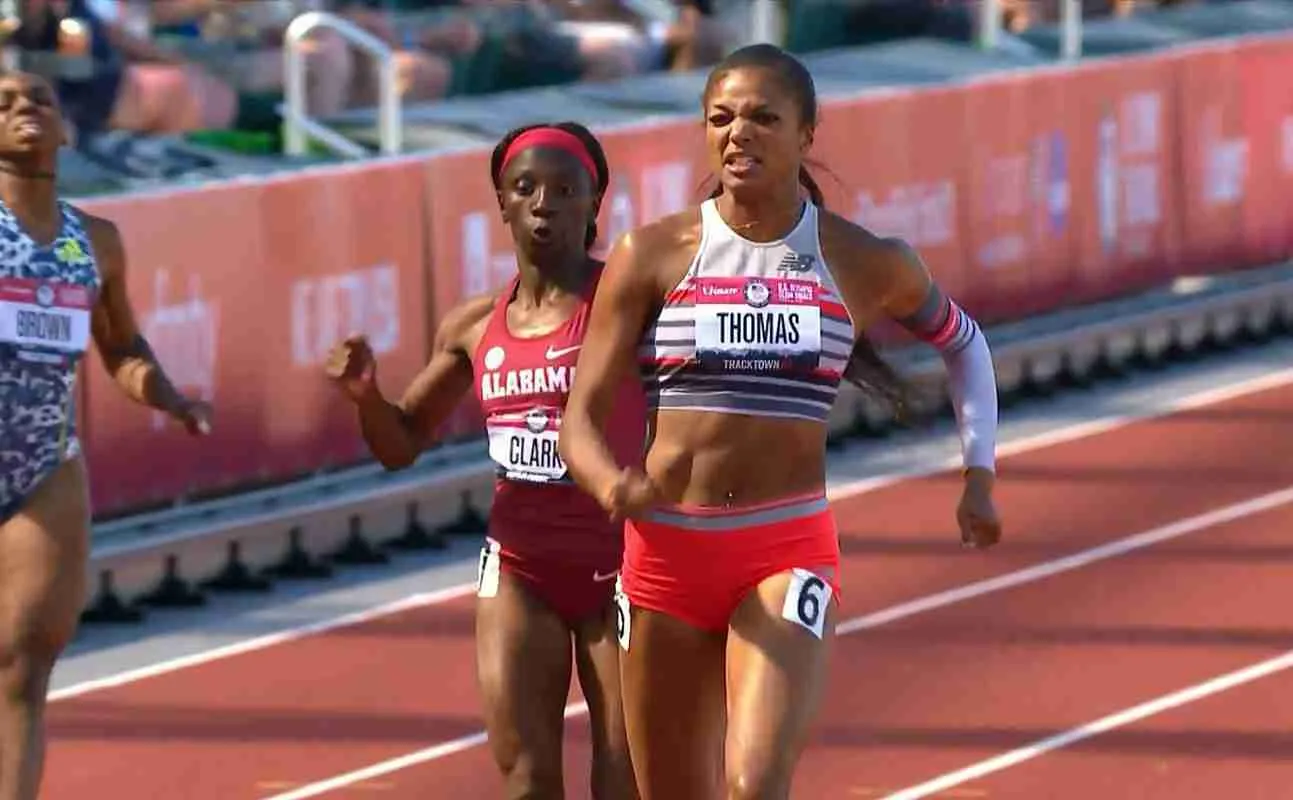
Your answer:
702,44 -> 912,418
489,121 -> 611,251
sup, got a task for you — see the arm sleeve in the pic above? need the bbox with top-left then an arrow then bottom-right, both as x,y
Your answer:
895,287 -> 999,472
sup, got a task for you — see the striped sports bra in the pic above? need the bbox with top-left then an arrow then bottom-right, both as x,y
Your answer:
639,199 -> 856,424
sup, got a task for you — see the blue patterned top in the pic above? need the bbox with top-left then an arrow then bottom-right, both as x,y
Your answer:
0,200 -> 100,518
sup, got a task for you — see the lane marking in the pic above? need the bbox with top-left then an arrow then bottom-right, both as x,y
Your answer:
838,485 -> 1293,633
262,486 -> 1293,799
884,648 -> 1293,800
50,367 -> 1293,703
262,703 -> 589,800
49,585 -> 475,701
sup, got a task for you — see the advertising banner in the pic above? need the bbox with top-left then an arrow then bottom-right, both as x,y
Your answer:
79,161 -> 430,515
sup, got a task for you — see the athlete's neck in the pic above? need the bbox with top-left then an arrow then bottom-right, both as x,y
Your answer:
714,182 -> 804,243
513,254 -> 591,308
0,168 -> 59,234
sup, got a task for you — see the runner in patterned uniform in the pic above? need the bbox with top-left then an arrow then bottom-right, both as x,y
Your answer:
0,72 -> 211,800
559,45 -> 1003,798
326,122 -> 643,800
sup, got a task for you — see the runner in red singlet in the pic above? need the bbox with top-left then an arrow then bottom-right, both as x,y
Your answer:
326,122 -> 642,800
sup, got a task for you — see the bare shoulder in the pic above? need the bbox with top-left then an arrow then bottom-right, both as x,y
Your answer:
817,210 -> 929,323
605,207 -> 703,293
818,209 -> 907,266
437,291 -> 497,354
75,210 -> 126,279
821,210 -> 923,280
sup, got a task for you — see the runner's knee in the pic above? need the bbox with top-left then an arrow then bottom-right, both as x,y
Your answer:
0,645 -> 58,707
498,751 -> 564,800
725,756 -> 793,800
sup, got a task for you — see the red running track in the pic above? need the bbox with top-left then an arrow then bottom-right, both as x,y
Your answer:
44,377 -> 1293,799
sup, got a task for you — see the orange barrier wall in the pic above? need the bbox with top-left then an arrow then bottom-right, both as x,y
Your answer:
74,36 -> 1293,517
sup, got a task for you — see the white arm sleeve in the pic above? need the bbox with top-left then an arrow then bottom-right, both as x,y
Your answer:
940,322 -> 998,472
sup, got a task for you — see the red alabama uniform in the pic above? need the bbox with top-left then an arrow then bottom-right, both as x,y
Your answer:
472,268 -> 646,623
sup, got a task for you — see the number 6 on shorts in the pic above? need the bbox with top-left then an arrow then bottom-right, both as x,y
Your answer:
781,567 -> 833,639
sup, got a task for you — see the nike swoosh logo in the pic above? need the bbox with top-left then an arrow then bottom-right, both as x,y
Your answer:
593,570 -> 618,582
546,345 -> 582,360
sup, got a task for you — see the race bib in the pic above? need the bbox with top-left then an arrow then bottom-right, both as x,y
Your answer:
781,568 -> 833,640
0,278 -> 93,358
694,276 -> 821,373
486,407 -> 569,484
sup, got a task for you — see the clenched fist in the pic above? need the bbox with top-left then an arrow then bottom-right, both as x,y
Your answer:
325,334 -> 378,402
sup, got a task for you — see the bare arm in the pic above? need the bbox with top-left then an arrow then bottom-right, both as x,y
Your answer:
560,228 -> 660,507
334,295 -> 493,471
86,214 -> 200,425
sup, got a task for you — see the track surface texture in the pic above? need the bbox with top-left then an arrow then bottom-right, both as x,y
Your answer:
43,359 -> 1293,799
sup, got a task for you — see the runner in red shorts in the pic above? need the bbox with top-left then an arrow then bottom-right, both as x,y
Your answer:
327,122 -> 643,799
560,45 -> 1003,799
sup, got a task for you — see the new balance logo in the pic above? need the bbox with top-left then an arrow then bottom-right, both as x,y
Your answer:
778,252 -> 816,272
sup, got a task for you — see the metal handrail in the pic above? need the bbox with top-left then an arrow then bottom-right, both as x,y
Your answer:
282,11 -> 402,158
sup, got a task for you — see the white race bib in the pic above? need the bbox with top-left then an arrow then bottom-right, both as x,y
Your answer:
694,276 -> 821,373
0,278 -> 92,356
486,407 -> 568,483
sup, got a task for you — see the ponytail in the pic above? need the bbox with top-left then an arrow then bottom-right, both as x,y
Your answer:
798,165 -> 825,208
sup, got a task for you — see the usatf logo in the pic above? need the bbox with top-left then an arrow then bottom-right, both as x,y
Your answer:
744,279 -> 770,308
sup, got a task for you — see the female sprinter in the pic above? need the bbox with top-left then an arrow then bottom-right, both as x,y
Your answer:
0,72 -> 212,800
326,122 -> 642,800
559,44 -> 1003,799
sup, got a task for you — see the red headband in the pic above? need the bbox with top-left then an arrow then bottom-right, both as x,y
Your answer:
499,127 -> 599,186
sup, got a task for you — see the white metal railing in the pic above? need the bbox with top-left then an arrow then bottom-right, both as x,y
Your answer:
282,11 -> 402,158
979,0 -> 1084,61
1060,0 -> 1083,61
978,0 -> 1002,51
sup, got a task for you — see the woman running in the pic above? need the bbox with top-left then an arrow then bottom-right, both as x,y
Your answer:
559,44 -> 1003,799
0,72 -> 212,800
326,122 -> 642,800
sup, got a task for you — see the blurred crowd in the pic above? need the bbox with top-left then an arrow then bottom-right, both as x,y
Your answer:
0,0 -> 1218,144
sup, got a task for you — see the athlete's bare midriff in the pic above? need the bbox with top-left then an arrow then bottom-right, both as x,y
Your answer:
643,408 -> 828,507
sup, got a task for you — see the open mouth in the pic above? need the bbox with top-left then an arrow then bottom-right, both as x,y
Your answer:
723,152 -> 761,174
13,119 -> 41,137
530,224 -> 554,243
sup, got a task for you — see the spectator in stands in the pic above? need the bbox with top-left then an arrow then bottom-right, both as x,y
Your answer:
10,0 -> 250,135
146,0 -> 453,114
331,0 -> 476,104
542,0 -> 728,79
143,0 -> 355,117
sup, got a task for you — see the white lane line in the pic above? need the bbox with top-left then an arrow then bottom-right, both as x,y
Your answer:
50,367 -> 1293,703
884,648 -> 1293,800
260,703 -> 590,800
262,486 -> 1293,800
49,585 -> 475,702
